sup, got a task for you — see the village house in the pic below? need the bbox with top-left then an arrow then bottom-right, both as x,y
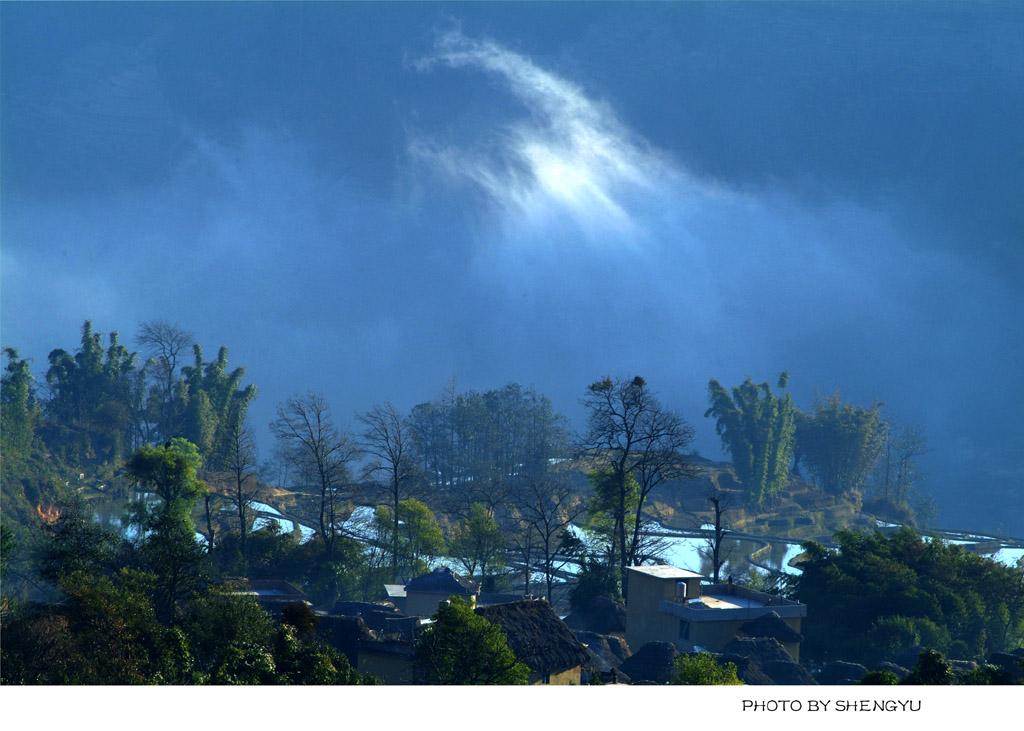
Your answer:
385,567 -> 478,616
475,599 -> 593,685
625,564 -> 807,661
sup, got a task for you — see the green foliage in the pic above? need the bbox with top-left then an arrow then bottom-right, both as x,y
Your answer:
409,382 -> 570,512
181,588 -> 275,672
586,468 -> 639,550
208,641 -> 278,685
125,440 -> 211,622
672,652 -> 744,685
179,344 -> 258,467
272,624 -> 370,685
955,663 -> 1020,685
1,347 -> 39,461
449,502 -> 505,581
126,438 -> 206,526
38,499 -> 121,585
793,528 -> 1024,665
1,568 -> 196,684
705,373 -> 795,505
797,392 -> 885,495
374,499 -> 445,580
281,602 -> 319,637
569,554 -> 623,610
867,616 -> 923,661
413,596 -> 529,684
44,321 -> 145,464
901,648 -> 953,685
0,523 -> 14,583
858,669 -> 900,685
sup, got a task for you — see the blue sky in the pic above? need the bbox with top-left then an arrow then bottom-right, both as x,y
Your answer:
2,2 -> 1022,532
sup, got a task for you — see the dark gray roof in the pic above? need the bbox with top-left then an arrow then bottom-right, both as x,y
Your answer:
562,597 -> 627,634
475,599 -> 592,674
721,636 -> 795,665
739,611 -> 804,643
618,642 -> 677,685
404,568 -> 478,595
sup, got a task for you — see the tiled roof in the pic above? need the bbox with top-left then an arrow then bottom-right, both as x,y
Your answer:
404,568 -> 478,595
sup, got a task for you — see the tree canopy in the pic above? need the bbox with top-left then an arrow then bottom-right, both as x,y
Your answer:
793,528 -> 1024,666
672,652 -> 744,685
413,596 -> 529,685
796,392 -> 884,496
705,372 -> 795,505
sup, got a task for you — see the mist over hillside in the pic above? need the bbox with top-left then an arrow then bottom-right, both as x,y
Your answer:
2,3 -> 1022,534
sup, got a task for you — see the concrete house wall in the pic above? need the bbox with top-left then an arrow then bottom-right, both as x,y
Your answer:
625,566 -> 703,651
626,565 -> 806,661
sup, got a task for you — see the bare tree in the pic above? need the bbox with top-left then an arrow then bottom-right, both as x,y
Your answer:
872,421 -> 928,506
136,320 -> 193,440
222,415 -> 260,559
580,376 -> 697,597
270,393 -> 358,560
358,401 -> 421,582
696,488 -> 736,584
514,477 -> 586,602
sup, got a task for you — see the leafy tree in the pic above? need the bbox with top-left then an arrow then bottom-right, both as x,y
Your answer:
179,345 -> 257,461
797,392 -> 885,495
672,652 -> 744,685
45,321 -> 146,462
2,568 -> 195,684
126,439 -> 209,623
38,499 -> 122,586
449,502 -> 505,585
793,528 -> 1024,665
180,588 -> 275,674
901,648 -> 953,685
1,347 -> 39,460
374,498 -> 445,580
858,669 -> 900,685
126,438 -> 206,525
410,381 -> 570,516
705,372 -> 796,505
580,376 -> 696,595
955,661 -> 1022,685
208,641 -> 278,685
413,596 -> 529,684
866,421 -> 929,524
569,554 -> 623,610
584,468 -> 637,567
271,623 -> 370,685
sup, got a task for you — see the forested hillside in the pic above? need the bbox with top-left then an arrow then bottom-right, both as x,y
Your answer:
6,319 -> 1017,684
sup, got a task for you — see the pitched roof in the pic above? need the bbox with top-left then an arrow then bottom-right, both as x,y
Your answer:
562,597 -> 627,635
739,611 -> 804,643
404,568 -> 478,596
475,599 -> 592,674
618,641 -> 678,684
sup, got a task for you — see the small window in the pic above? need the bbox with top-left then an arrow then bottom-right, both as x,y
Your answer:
679,620 -> 690,640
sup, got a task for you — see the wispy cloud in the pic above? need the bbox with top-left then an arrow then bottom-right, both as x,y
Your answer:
412,30 -> 685,249
406,31 -> 1021,473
